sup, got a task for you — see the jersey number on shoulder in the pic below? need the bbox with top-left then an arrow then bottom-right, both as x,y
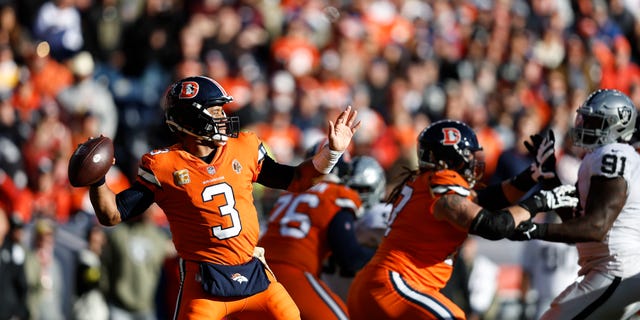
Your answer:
268,193 -> 316,239
203,183 -> 241,240
384,185 -> 413,237
601,154 -> 626,176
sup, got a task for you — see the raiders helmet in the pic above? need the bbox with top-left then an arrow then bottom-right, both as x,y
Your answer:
571,89 -> 637,150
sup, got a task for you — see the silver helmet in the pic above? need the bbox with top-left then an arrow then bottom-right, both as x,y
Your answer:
571,89 -> 637,150
347,156 -> 386,209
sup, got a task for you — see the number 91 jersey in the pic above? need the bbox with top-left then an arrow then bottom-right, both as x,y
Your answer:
137,132 -> 266,265
576,142 -> 640,278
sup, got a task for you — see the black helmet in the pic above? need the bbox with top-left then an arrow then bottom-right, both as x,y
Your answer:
164,76 -> 240,143
418,120 -> 484,186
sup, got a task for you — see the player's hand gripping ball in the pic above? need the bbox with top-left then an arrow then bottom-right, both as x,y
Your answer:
68,136 -> 114,187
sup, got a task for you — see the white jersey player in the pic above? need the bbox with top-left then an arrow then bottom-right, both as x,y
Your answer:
521,213 -> 580,319
322,156 -> 391,301
509,89 -> 640,319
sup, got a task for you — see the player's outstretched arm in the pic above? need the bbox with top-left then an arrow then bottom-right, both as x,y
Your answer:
327,105 -> 361,153
287,106 -> 361,192
500,130 -> 561,203
90,182 -> 122,226
435,193 -> 532,240
436,183 -> 577,241
510,176 -> 625,243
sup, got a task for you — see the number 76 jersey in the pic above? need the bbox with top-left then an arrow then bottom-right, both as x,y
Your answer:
575,142 -> 640,278
259,182 -> 362,276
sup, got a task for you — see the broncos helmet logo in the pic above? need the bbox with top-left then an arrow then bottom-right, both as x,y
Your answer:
441,128 -> 462,145
179,81 -> 199,99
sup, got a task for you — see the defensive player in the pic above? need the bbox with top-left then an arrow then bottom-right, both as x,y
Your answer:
258,143 -> 374,320
83,76 -> 360,320
347,155 -> 392,249
346,119 -> 578,320
321,155 -> 392,301
510,89 -> 640,319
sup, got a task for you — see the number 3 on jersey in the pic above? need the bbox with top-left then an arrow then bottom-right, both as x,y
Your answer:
203,183 -> 242,240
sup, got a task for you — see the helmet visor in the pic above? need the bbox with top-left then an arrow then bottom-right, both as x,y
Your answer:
572,110 -> 608,148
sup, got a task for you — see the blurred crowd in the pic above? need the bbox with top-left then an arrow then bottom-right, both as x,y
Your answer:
2,0 -> 640,319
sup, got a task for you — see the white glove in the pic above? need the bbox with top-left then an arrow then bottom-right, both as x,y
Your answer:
519,184 -> 578,214
541,185 -> 579,210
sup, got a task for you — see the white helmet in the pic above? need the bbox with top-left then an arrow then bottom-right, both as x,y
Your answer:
571,89 -> 637,150
347,156 -> 386,209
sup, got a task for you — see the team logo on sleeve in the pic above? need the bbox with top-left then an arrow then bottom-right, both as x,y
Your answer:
173,169 -> 191,185
232,159 -> 242,174
441,128 -> 461,145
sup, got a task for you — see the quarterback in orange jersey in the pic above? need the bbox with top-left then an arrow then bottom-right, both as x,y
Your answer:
79,76 -> 361,320
259,144 -> 375,320
346,120 -> 578,320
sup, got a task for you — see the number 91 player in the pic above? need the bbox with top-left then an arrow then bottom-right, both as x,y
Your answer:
509,89 -> 640,319
83,76 -> 361,320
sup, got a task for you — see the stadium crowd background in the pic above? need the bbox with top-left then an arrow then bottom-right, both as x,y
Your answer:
1,0 -> 640,319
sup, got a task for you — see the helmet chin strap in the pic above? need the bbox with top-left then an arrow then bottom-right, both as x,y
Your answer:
168,121 -> 229,146
194,133 -> 228,147
210,134 -> 228,146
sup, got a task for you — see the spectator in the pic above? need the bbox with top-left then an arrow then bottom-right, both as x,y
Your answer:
101,210 -> 174,320
57,51 -> 119,139
32,0 -> 84,61
25,218 -> 66,320
0,210 -> 29,320
73,224 -> 108,320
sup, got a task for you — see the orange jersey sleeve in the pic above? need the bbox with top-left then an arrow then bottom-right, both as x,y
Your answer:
136,132 -> 268,265
259,182 -> 362,275
371,169 -> 472,290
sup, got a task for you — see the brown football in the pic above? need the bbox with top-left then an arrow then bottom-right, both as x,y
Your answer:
68,136 -> 114,187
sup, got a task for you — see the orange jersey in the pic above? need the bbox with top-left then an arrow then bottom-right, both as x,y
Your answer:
371,169 -> 472,290
259,182 -> 362,275
137,132 -> 266,265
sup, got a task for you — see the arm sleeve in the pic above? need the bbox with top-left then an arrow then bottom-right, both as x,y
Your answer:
255,156 -> 296,190
475,184 -> 511,210
256,156 -> 324,192
115,182 -> 155,221
328,209 -> 376,277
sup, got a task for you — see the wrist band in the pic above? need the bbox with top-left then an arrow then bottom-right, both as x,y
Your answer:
312,145 -> 343,174
91,176 -> 106,188
510,166 -> 536,191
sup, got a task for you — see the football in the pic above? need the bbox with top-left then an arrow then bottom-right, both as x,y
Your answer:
68,136 -> 114,187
